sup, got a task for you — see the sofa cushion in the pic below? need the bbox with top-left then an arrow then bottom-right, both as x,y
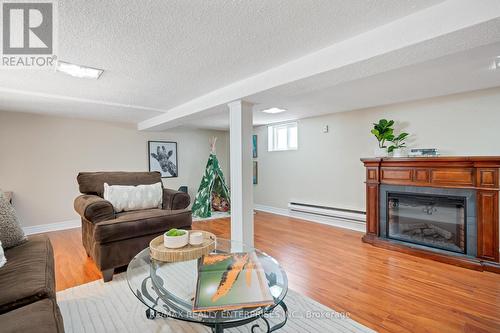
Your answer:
0,298 -> 64,333
77,171 -> 162,197
0,235 -> 55,314
93,208 -> 192,243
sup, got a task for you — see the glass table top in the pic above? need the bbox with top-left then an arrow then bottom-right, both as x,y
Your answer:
126,238 -> 288,324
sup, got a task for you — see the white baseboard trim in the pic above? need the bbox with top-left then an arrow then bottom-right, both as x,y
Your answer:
254,204 -> 366,233
23,219 -> 80,235
254,204 -> 290,217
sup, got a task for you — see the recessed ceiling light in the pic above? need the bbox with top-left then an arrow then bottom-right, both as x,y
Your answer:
56,61 -> 104,79
262,107 -> 286,114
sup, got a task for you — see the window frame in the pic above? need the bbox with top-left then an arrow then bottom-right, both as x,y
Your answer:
267,121 -> 298,152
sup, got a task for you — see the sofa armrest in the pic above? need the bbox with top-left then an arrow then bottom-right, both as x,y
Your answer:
162,188 -> 190,210
74,195 -> 115,223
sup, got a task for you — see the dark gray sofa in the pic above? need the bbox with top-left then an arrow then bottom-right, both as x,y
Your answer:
0,235 -> 65,332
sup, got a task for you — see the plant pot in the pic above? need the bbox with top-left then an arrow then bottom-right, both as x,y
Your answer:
164,230 -> 189,248
391,148 -> 407,158
374,147 -> 388,157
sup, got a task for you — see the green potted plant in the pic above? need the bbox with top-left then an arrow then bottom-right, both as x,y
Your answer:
163,228 -> 189,248
371,119 -> 394,157
388,132 -> 409,157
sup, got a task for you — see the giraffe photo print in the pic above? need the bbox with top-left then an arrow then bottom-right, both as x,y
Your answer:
148,141 -> 178,178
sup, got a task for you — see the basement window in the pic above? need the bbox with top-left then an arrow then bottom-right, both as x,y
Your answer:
268,122 -> 298,151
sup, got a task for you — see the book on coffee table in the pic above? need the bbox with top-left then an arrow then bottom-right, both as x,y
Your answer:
193,252 -> 274,312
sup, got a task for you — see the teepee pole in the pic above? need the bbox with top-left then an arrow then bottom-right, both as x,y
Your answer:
209,137 -> 217,154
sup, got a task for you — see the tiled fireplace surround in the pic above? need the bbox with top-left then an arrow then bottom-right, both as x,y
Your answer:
379,185 -> 477,257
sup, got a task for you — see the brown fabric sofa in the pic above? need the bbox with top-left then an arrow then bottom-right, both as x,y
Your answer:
74,171 -> 192,282
0,235 -> 65,332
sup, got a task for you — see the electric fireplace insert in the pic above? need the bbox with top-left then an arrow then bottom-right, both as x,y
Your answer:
387,192 -> 466,254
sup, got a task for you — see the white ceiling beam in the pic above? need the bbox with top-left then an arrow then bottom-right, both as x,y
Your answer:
0,87 -> 167,113
138,0 -> 500,131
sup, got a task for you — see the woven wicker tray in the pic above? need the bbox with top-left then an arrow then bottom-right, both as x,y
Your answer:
149,231 -> 216,262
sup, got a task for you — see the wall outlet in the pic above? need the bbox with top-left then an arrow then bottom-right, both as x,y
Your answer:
323,125 -> 329,133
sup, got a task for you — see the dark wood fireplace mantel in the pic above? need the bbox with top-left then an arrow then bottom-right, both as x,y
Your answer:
361,156 -> 500,273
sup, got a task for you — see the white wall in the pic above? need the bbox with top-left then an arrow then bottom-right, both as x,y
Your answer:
254,87 -> 500,211
4,86 -> 500,229
0,111 -> 229,228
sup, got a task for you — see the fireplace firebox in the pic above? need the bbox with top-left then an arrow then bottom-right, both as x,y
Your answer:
387,192 -> 466,254
379,185 -> 476,257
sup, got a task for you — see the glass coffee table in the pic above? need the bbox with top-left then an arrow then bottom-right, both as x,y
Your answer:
127,238 -> 288,333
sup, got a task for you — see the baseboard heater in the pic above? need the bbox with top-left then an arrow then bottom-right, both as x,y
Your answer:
287,202 -> 366,224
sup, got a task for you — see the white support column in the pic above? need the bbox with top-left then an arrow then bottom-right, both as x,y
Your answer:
228,100 -> 254,246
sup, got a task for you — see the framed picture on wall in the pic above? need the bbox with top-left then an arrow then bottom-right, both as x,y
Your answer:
148,141 -> 178,178
253,161 -> 258,185
252,135 -> 258,158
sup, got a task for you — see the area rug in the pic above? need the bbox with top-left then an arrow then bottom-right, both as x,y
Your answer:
57,273 -> 375,333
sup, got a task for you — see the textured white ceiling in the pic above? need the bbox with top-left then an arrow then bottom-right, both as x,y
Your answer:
138,0 -> 500,130
0,0 -> 444,122
185,41 -> 500,130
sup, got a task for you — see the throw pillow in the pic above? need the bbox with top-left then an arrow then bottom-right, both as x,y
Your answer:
0,191 -> 27,249
0,241 -> 6,268
212,192 -> 229,212
104,182 -> 163,213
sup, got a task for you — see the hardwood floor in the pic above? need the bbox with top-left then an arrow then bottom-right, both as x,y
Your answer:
44,211 -> 500,333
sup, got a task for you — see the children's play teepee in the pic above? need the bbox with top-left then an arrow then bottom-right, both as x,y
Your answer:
192,138 -> 230,218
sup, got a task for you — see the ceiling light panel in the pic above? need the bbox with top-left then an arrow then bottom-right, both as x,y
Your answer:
262,107 -> 287,114
56,61 -> 104,79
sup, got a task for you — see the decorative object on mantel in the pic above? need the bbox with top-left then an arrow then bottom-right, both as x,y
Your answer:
150,230 -> 216,262
371,119 -> 394,157
360,156 -> 500,274
388,132 -> 409,157
408,148 -> 440,157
